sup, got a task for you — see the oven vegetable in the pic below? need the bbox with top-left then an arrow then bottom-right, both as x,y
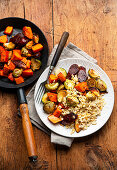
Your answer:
43,101 -> 55,114
55,68 -> 67,77
45,82 -> 59,91
66,96 -> 79,107
64,79 -> 75,89
96,79 -> 107,91
57,90 -> 67,102
42,93 -> 49,103
88,69 -> 100,79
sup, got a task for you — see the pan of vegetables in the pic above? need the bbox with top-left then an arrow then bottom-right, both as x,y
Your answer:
0,17 -> 49,162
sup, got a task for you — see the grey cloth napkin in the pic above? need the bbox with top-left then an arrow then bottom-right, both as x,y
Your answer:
19,42 -> 97,147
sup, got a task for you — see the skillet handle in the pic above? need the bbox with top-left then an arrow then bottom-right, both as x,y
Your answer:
17,88 -> 38,162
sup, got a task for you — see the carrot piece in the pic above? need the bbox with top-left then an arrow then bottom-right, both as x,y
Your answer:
26,60 -> 31,68
21,57 -> 27,64
11,51 -> 23,61
47,93 -> 57,102
49,74 -> 58,83
48,115 -> 62,124
0,70 -> 4,76
8,73 -> 14,81
57,72 -> 66,82
13,49 -> 21,55
53,108 -> 62,117
32,44 -> 43,53
4,26 -> 13,35
75,121 -> 81,133
15,76 -> 24,84
8,60 -> 15,71
75,82 -> 88,92
22,69 -> 33,77
0,35 -> 8,43
3,64 -> 9,74
0,46 -> 7,62
23,26 -> 33,39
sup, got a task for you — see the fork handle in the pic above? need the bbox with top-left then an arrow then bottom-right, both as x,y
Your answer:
51,32 -> 69,67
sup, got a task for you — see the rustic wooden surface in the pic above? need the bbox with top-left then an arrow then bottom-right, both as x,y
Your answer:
0,0 -> 117,169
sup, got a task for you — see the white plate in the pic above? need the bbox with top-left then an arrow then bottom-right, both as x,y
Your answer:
34,58 -> 114,138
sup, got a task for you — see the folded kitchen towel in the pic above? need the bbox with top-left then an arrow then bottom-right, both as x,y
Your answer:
18,42 -> 97,147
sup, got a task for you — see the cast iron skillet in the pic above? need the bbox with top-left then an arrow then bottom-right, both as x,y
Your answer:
0,17 -> 49,162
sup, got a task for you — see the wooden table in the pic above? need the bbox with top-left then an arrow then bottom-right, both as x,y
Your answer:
0,0 -> 117,169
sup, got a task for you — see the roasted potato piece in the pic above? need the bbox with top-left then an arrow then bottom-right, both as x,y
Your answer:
88,69 -> 100,79
12,68 -> 23,78
31,58 -> 41,71
64,79 -> 75,90
26,41 -> 33,49
45,82 -> 59,91
21,47 -> 31,57
57,90 -> 67,102
3,42 -> 15,50
86,91 -> 96,101
87,78 -> 96,88
66,96 -> 79,107
96,79 -> 107,92
43,101 -> 55,114
42,93 -> 49,103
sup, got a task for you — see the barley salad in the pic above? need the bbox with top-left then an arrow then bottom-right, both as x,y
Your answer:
42,64 -> 107,134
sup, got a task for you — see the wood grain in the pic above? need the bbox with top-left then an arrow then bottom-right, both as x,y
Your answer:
0,0 -> 117,169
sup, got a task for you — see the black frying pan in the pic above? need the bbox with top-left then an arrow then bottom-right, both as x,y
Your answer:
0,17 -> 49,162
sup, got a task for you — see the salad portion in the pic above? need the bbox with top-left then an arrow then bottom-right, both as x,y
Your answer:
0,26 -> 43,84
42,64 -> 107,134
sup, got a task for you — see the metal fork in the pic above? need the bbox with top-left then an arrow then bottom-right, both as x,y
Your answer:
35,32 -> 69,104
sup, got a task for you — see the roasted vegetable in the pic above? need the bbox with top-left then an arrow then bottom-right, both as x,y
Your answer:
12,51 -> 23,61
75,82 -> 88,92
26,40 -> 33,49
33,34 -> 39,43
0,35 -> 8,43
10,33 -> 29,47
8,60 -> 15,71
42,93 -> 49,103
0,46 -> 7,62
8,73 -> 14,81
89,87 -> 100,97
66,96 -> 79,107
53,108 -> 62,117
75,120 -> 81,133
88,69 -> 100,79
13,68 -> 23,78
32,43 -> 43,53
8,51 -> 12,60
13,60 -> 26,69
47,93 -> 57,102
3,42 -> 15,50
31,58 -> 41,71
87,78 -> 96,88
4,26 -> 13,35
86,91 -> 96,101
49,74 -> 58,83
14,76 -> 24,84
57,90 -> 67,102
66,64 -> 79,79
96,79 -> 107,91
55,68 -> 67,77
48,115 -> 62,124
57,72 -> 66,82
26,60 -> 31,68
21,47 -> 31,57
57,84 -> 64,93
43,101 -> 55,114
45,82 -> 59,91
22,69 -> 33,77
64,79 -> 75,89
3,64 -> 9,74
23,26 -> 33,39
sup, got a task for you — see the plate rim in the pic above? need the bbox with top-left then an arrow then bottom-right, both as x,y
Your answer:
34,58 -> 114,138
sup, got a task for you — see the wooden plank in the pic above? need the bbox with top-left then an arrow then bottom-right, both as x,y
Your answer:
0,0 -> 55,169
53,0 -> 117,169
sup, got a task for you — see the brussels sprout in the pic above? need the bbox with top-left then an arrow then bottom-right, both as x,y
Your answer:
57,84 -> 64,93
33,34 -> 39,44
88,69 -> 100,79
12,68 -> 23,78
87,78 -> 96,88
57,90 -> 67,102
3,42 -> 15,50
96,79 -> 107,92
26,41 -> 33,49
86,91 -> 96,101
89,87 -> 100,97
43,101 -> 55,114
64,79 -> 75,90
66,96 -> 79,107
31,58 -> 41,71
21,47 -> 31,57
42,93 -> 48,103
45,82 -> 59,91
55,68 -> 67,77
